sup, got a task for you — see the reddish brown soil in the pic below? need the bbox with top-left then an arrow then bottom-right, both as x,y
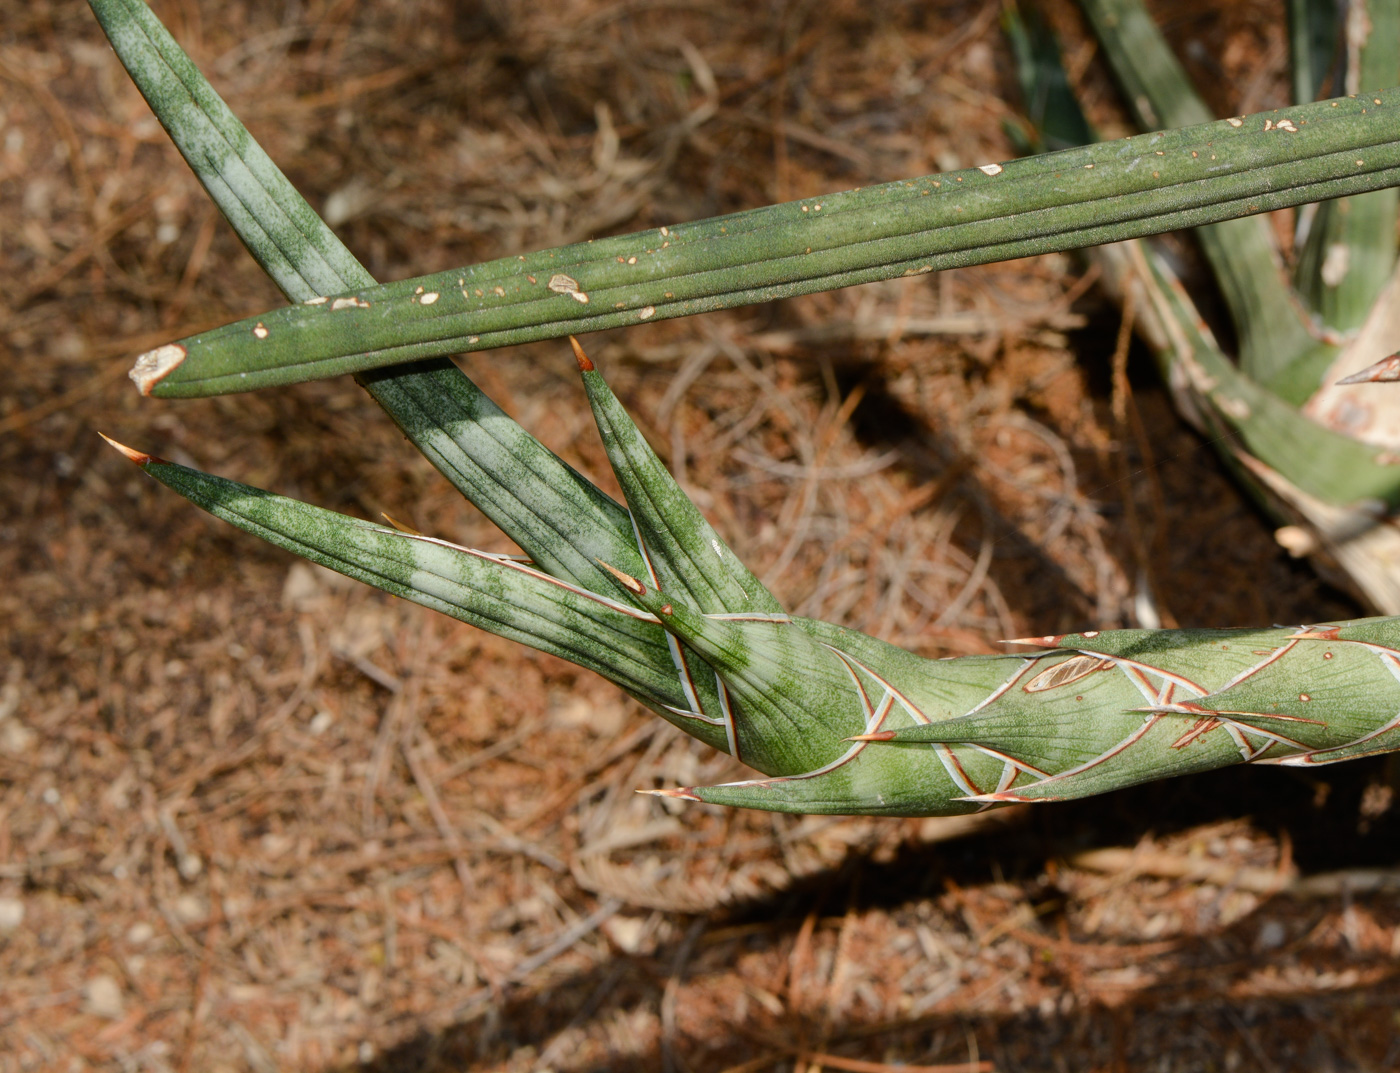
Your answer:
3,1 -> 1399,1070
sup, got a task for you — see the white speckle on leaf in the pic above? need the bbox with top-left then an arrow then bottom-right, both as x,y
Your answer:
419,291 -> 440,305
331,296 -> 360,310
493,285 -> 505,297
1321,243 -> 1350,286
303,295 -> 327,305
1227,117 -> 1244,127
1276,118 -> 1298,132
712,539 -> 723,558
977,163 -> 1003,176
1216,395 -> 1251,420
1274,525 -> 1317,557
129,344 -> 187,395
252,322 -> 269,339
570,290 -> 590,304
638,306 -> 655,319
548,273 -> 580,295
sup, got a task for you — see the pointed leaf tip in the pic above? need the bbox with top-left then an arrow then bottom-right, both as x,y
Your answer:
569,335 -> 595,372
636,787 -> 701,802
98,432 -> 154,466
596,558 -> 647,595
380,511 -> 424,535
129,344 -> 187,395
1336,352 -> 1400,385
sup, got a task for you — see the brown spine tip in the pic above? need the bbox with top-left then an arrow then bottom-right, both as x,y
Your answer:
846,731 -> 898,742
1337,352 -> 1400,384
128,343 -> 187,395
596,558 -> 646,595
380,511 -> 424,536
569,335 -> 594,372
636,787 -> 702,802
1002,635 -> 1061,647
1294,625 -> 1343,641
98,432 -> 153,466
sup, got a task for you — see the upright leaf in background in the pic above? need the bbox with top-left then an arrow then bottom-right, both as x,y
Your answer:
1289,0 -> 1341,105
1002,6 -> 1095,153
1295,0 -> 1400,332
1079,0 -> 1338,400
1019,0 -> 1400,612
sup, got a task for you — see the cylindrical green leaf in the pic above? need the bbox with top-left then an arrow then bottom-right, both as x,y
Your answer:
138,90 -> 1400,396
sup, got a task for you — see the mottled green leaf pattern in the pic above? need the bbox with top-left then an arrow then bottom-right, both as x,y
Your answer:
88,0 -> 644,596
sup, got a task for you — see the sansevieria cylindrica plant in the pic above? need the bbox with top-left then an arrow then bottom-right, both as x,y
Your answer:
92,0 -> 1400,816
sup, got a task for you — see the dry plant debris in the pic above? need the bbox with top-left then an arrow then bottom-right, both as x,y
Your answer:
3,0 -> 1399,1070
